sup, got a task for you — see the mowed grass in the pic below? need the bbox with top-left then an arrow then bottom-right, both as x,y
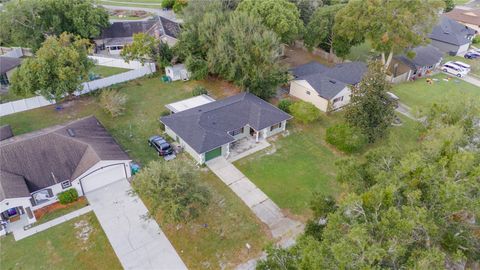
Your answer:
391,74 -> 480,110
0,213 -> 121,270
0,76 -> 266,269
90,65 -> 131,78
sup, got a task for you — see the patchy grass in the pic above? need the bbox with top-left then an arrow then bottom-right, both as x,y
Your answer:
0,213 -> 121,270
282,45 -> 332,68
391,74 -> 480,110
33,197 -> 89,226
0,90 -> 35,103
443,55 -> 480,78
90,65 -> 131,78
0,75 -> 266,269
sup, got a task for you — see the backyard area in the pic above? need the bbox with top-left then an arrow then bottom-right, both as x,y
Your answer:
99,0 -> 162,9
0,76 -> 265,269
0,213 -> 121,270
90,65 -> 130,78
392,73 -> 480,110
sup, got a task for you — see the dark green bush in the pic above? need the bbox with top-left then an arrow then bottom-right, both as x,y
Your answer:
192,85 -> 208,96
473,35 -> 480,45
326,123 -> 367,153
57,188 -> 79,205
161,0 -> 175,8
278,99 -> 293,113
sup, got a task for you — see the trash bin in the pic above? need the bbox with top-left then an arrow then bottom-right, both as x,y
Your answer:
130,162 -> 140,175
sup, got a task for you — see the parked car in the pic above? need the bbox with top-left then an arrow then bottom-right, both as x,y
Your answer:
464,51 -> 480,59
441,62 -> 468,77
451,61 -> 471,72
148,135 -> 174,156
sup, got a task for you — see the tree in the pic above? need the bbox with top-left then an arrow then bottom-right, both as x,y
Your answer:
289,0 -> 323,25
444,0 -> 455,12
344,61 -> 396,142
0,0 -> 109,50
236,0 -> 304,44
259,98 -> 480,269
121,33 -> 173,69
10,33 -> 93,102
133,159 -> 211,223
333,0 -> 444,69
304,4 -> 345,60
289,101 -> 322,124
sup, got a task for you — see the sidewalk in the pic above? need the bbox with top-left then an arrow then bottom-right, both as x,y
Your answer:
13,206 -> 92,241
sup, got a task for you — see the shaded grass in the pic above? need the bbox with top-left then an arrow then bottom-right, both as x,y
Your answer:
90,65 -> 130,78
0,76 -> 267,269
0,213 -> 121,270
391,74 -> 480,110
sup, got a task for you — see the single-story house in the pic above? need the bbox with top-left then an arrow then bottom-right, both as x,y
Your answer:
165,64 -> 190,81
0,56 -> 22,87
289,61 -> 367,112
94,16 -> 181,55
429,16 -> 477,56
160,93 -> 292,164
387,45 -> 444,83
445,8 -> 480,33
0,116 -> 131,230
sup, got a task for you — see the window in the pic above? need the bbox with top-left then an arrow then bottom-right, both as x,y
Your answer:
306,91 -> 311,95
32,189 -> 53,204
61,180 -> 71,189
332,96 -> 344,104
270,123 -> 282,131
230,127 -> 244,136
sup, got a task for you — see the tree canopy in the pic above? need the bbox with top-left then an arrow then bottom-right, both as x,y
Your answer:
10,33 -> 93,101
0,0 -> 109,50
176,0 -> 287,99
258,98 -> 480,269
333,0 -> 444,68
121,33 -> 173,69
133,159 -> 211,223
345,61 -> 396,142
236,0 -> 304,44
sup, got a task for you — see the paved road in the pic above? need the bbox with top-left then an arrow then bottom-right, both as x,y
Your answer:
86,179 -> 187,270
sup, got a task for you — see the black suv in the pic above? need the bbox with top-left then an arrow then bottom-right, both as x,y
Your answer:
148,135 -> 174,156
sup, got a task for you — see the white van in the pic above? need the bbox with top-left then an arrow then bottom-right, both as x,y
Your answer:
441,62 -> 468,77
452,61 -> 471,72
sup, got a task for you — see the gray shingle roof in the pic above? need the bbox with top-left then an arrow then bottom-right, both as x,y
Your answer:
290,61 -> 366,99
0,56 -> 22,74
161,93 -> 292,154
0,116 -> 129,200
396,45 -> 443,69
429,16 -> 476,46
159,16 -> 181,39
0,125 -> 14,141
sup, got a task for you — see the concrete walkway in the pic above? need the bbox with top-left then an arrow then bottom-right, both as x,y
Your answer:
86,179 -> 187,270
462,75 -> 480,87
206,158 -> 303,240
13,206 -> 93,241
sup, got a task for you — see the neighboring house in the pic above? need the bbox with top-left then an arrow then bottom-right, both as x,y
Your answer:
429,16 -> 477,56
0,56 -> 21,87
161,93 -> 291,164
0,116 -> 131,230
387,45 -> 444,83
94,16 -> 181,55
165,64 -> 190,81
289,61 -> 367,112
445,8 -> 480,33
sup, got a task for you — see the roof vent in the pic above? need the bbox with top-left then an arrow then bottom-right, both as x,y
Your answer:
67,128 -> 76,137
212,122 -> 216,125
329,80 -> 336,84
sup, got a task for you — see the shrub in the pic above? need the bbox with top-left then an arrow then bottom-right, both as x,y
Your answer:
99,89 -> 127,117
161,0 -> 175,8
325,123 -> 367,153
57,188 -> 79,205
192,85 -> 208,96
289,101 -> 321,124
473,35 -> 480,45
278,99 -> 293,113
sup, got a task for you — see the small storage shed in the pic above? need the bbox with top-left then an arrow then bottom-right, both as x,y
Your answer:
165,64 -> 190,81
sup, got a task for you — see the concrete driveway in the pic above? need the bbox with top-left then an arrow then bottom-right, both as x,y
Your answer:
86,179 -> 187,270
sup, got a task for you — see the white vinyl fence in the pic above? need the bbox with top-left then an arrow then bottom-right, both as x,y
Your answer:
0,57 -> 156,117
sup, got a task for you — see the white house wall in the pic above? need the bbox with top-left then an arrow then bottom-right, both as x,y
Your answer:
330,87 -> 351,110
290,80 -> 330,112
0,197 -> 36,224
262,120 -> 287,138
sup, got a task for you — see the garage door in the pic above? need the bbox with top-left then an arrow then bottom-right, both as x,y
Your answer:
81,164 -> 127,193
205,147 -> 222,162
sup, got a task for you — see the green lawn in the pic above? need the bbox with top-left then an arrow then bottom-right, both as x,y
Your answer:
0,76 -> 265,269
391,74 -> 480,110
0,91 -> 35,104
0,213 -> 121,270
90,65 -> 130,78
